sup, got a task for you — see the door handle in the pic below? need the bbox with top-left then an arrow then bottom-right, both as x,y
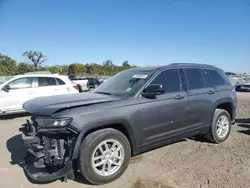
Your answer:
208,90 -> 215,94
175,95 -> 185,100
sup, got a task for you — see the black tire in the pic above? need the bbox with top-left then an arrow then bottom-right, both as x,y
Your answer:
78,128 -> 131,185
77,84 -> 83,93
206,109 -> 231,143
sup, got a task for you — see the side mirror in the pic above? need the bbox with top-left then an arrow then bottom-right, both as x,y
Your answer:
141,84 -> 165,98
2,85 -> 10,92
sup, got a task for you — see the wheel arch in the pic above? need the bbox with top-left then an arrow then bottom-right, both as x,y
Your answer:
72,120 -> 137,159
213,98 -> 235,121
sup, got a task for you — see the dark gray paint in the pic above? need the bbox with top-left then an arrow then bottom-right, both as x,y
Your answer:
23,63 -> 237,157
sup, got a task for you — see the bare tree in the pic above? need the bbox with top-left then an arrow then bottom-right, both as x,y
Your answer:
23,50 -> 48,69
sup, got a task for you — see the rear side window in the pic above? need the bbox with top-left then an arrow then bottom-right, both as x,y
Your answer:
206,69 -> 227,87
150,69 -> 181,93
56,78 -> 65,85
185,68 -> 210,90
38,77 -> 57,87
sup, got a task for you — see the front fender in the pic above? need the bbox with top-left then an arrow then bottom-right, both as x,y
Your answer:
71,118 -> 136,159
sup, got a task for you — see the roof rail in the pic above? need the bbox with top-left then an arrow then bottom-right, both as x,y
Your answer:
169,63 -> 215,67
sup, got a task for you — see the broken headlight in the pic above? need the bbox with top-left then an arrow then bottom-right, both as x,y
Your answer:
36,117 -> 72,127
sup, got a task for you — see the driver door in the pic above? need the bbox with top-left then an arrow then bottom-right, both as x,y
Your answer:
138,68 -> 188,147
0,77 -> 35,113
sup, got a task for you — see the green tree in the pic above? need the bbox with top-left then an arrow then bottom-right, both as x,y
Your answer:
16,62 -> 33,74
122,60 -> 131,69
68,63 -> 84,76
0,54 -> 17,76
48,66 -> 60,74
103,60 -> 115,75
23,50 -> 48,69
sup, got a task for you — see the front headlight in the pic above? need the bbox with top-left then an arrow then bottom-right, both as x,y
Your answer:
36,117 -> 72,127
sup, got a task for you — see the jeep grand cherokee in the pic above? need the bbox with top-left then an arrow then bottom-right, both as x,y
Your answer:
20,63 -> 237,185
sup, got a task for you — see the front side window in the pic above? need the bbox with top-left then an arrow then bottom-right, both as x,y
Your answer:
38,77 -> 57,87
185,68 -> 210,90
206,69 -> 227,87
150,69 -> 181,93
8,77 -> 33,90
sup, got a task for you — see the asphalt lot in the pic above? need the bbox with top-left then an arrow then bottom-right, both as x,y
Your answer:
0,92 -> 250,188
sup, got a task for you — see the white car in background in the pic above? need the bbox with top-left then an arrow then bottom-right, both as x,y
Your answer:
0,74 -> 79,115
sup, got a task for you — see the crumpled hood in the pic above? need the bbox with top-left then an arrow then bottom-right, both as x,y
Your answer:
23,92 -> 121,116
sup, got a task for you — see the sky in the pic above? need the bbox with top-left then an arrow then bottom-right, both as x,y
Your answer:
0,0 -> 249,72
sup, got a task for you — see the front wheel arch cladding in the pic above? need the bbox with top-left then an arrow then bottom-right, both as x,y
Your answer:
72,121 -> 136,159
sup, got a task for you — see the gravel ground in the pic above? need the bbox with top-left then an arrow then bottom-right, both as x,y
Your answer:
0,92 -> 250,188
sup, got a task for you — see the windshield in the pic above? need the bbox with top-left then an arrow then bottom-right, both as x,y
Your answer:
93,68 -> 156,97
0,76 -> 13,85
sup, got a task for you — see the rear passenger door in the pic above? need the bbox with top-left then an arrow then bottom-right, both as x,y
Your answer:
184,68 -> 217,128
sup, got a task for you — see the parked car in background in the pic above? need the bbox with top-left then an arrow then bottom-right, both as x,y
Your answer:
228,77 -> 244,91
20,63 -> 236,185
0,74 -> 79,115
241,77 -> 250,91
99,76 -> 111,83
82,76 -> 101,88
68,75 -> 89,92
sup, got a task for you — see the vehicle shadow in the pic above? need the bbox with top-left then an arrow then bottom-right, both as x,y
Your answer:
6,134 -> 26,166
236,118 -> 250,124
188,135 -> 210,143
0,112 -> 30,120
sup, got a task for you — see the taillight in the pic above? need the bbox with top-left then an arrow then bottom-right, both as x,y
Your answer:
73,85 -> 79,90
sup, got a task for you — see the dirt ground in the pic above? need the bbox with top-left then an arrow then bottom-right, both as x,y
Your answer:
1,92 -> 250,188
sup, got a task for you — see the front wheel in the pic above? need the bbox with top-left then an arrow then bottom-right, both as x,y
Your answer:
78,128 -> 131,185
206,109 -> 231,143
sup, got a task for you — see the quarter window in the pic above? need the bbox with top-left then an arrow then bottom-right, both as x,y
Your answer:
150,69 -> 181,93
206,69 -> 227,86
56,78 -> 65,85
185,68 -> 210,90
8,77 -> 33,90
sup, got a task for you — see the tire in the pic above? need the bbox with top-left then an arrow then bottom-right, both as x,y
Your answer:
77,84 -> 83,93
206,109 -> 231,143
78,128 -> 131,185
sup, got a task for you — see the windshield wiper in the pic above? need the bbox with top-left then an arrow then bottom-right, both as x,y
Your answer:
94,91 -> 112,95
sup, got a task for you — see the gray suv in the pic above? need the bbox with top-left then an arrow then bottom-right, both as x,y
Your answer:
20,63 -> 237,185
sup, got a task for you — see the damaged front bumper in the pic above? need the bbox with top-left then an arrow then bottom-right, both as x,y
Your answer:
20,119 -> 78,182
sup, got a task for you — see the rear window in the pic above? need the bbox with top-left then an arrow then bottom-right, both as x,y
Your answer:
206,69 -> 227,87
184,68 -> 210,90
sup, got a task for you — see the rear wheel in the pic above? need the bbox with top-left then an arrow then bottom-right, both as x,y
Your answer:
206,109 -> 231,143
78,128 -> 131,185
